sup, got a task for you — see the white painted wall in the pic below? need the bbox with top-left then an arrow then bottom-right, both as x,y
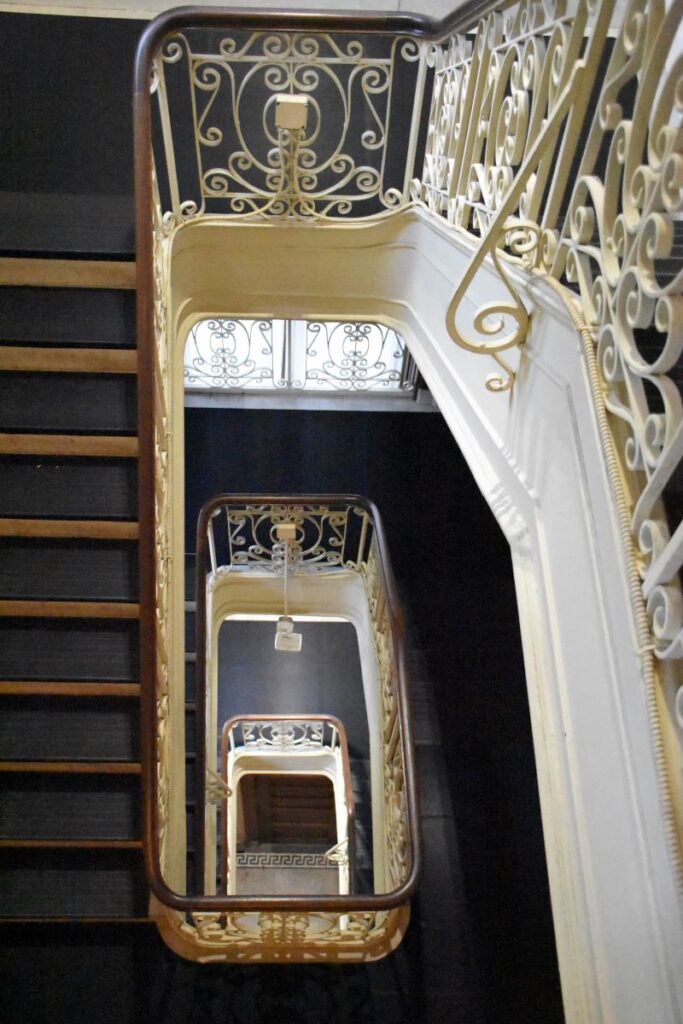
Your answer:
165,207 -> 683,1023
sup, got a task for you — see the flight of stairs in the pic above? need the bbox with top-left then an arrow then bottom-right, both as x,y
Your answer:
0,255 -> 148,920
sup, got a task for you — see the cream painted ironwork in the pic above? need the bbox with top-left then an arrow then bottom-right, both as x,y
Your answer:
237,719 -> 326,748
162,905 -> 405,962
152,29 -> 425,224
193,499 -> 414,958
144,0 -> 683,956
549,0 -> 683,664
207,501 -> 371,573
411,0 -> 683,873
151,167 -> 173,880
413,0 -> 617,391
183,317 -> 417,393
221,716 -> 353,897
360,538 -> 410,891
414,0 -> 683,655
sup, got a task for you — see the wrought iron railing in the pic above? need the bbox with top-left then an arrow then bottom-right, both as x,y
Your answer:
411,0 -> 683,875
145,25 -> 427,222
184,317 -> 419,395
135,0 -> 683,948
220,714 -> 356,897
194,496 -> 418,945
203,497 -> 372,576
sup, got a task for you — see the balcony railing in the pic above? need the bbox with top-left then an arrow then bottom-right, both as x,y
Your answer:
220,714 -> 356,898
191,494 -> 418,962
135,0 -> 683,957
184,317 -> 419,396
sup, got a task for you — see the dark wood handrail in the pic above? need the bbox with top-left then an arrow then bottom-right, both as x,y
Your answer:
136,0 -> 467,912
189,494 -> 418,912
137,486 -> 419,912
219,713 -> 356,895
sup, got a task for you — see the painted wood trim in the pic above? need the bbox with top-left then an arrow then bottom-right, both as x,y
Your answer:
0,761 -> 141,773
0,600 -> 139,619
0,519 -> 139,540
0,347 -> 137,374
0,258 -> 136,290
0,434 -> 138,457
0,681 -> 140,697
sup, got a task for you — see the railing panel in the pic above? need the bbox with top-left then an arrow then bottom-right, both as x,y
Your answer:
136,0 -> 683,968
408,0 -> 683,883
152,27 -> 426,224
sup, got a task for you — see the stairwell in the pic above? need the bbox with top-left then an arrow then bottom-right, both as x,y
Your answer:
0,11 -> 563,1023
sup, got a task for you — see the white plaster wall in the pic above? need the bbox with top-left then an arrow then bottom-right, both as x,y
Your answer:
164,207 -> 683,1024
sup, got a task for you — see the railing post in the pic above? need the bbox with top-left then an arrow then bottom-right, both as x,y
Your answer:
402,41 -> 429,202
152,56 -> 182,226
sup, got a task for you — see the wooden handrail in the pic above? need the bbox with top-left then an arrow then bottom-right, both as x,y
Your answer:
134,1 -> 439,913
159,494 -> 419,913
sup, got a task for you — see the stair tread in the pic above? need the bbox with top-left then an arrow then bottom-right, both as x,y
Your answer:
0,255 -> 135,288
0,761 -> 141,773
0,681 -> 140,696
0,434 -> 138,457
0,347 -> 137,373
0,519 -> 138,540
0,839 -> 142,849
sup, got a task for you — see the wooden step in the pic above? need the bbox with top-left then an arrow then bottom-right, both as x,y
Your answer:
0,258 -> 136,290
0,839 -> 142,849
0,519 -> 138,540
0,600 -> 139,619
0,681 -> 139,697
270,806 -> 335,823
0,761 -> 141,774
0,347 -> 136,373
0,434 -> 138,457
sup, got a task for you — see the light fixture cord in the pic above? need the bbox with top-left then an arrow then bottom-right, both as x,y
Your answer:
283,540 -> 289,618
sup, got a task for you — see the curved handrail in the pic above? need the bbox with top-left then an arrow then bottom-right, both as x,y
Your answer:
178,493 -> 419,913
136,0 -> 488,918
132,6 -> 501,902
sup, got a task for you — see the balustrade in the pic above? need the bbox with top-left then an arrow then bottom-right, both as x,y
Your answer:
135,0 -> 683,964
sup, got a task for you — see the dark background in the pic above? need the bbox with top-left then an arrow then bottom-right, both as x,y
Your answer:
184,407 -> 563,1023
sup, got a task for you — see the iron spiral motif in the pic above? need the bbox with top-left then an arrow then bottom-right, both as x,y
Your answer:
155,30 -> 421,221
183,318 -> 415,393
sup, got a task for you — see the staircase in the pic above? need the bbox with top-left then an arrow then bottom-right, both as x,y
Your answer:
0,254 -> 147,921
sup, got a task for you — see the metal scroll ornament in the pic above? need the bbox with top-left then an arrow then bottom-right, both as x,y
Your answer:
155,31 -> 421,221
415,0 -> 615,391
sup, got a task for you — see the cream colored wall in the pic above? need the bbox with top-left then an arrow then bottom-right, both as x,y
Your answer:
163,206 -> 683,1024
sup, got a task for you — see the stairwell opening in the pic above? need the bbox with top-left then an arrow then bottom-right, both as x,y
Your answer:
176,323 -> 563,1016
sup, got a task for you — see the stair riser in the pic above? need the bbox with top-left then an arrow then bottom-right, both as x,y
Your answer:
0,374 -> 136,434
0,697 -> 139,761
0,457 -> 137,520
0,619 -> 139,681
0,539 -> 138,602
0,287 -> 135,348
